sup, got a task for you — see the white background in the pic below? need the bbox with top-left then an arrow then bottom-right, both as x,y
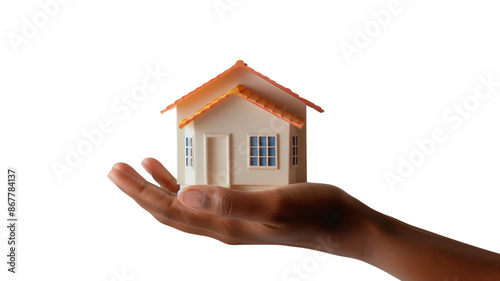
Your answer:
1,1 -> 500,280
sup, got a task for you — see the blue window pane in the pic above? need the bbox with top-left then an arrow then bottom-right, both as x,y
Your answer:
268,136 -> 276,146
259,157 -> 267,166
250,136 -> 258,146
259,148 -> 267,156
189,138 -> 192,147
269,157 -> 276,166
269,148 -> 276,156
186,138 -> 189,146
186,148 -> 189,156
250,157 -> 258,166
259,136 -> 267,146
250,148 -> 258,156
185,158 -> 189,166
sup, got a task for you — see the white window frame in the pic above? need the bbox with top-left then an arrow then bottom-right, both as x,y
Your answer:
185,136 -> 193,169
291,134 -> 299,168
248,134 -> 278,170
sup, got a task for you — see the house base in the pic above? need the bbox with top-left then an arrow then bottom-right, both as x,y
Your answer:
179,185 -> 280,191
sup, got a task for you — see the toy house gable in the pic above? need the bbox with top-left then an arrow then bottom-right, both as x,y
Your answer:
161,61 -> 323,190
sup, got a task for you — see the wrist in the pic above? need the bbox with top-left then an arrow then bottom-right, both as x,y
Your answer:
359,208 -> 397,264
319,201 -> 391,262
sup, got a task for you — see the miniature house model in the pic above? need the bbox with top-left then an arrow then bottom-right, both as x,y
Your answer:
161,60 -> 323,190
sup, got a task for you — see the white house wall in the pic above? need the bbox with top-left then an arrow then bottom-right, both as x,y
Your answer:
192,95 -> 291,186
289,121 -> 307,183
176,126 -> 184,185
298,119 -> 307,182
183,123 -> 195,185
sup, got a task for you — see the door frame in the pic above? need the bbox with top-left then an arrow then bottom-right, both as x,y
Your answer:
204,134 -> 231,186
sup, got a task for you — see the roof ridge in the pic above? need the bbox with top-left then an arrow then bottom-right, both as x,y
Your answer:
161,60 -> 324,114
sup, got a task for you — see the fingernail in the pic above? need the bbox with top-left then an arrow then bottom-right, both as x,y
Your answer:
108,171 -> 117,185
141,161 -> 151,174
178,189 -> 206,208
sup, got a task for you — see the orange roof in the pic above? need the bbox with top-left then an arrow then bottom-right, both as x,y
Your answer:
178,85 -> 306,129
161,60 -> 324,114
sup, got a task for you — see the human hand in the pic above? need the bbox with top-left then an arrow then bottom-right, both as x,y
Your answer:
109,158 -> 500,280
108,158 -> 377,260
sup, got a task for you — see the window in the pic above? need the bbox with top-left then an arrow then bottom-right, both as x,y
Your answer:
185,137 -> 193,168
291,135 -> 299,167
249,135 -> 277,168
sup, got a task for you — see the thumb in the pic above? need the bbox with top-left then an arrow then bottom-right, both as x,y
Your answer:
177,185 -> 278,222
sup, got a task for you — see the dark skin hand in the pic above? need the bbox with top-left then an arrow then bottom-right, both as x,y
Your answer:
108,158 -> 500,281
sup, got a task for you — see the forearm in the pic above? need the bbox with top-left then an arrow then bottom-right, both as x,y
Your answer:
110,163 -> 500,280
363,212 -> 500,281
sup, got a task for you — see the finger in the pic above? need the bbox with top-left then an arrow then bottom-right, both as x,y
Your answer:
145,195 -> 264,243
111,162 -> 147,182
109,167 -> 267,240
142,158 -> 179,193
146,210 -> 254,245
108,167 -> 226,229
177,185 -> 280,223
109,166 -> 175,214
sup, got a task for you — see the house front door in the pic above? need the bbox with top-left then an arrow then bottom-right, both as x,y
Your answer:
204,134 -> 230,187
